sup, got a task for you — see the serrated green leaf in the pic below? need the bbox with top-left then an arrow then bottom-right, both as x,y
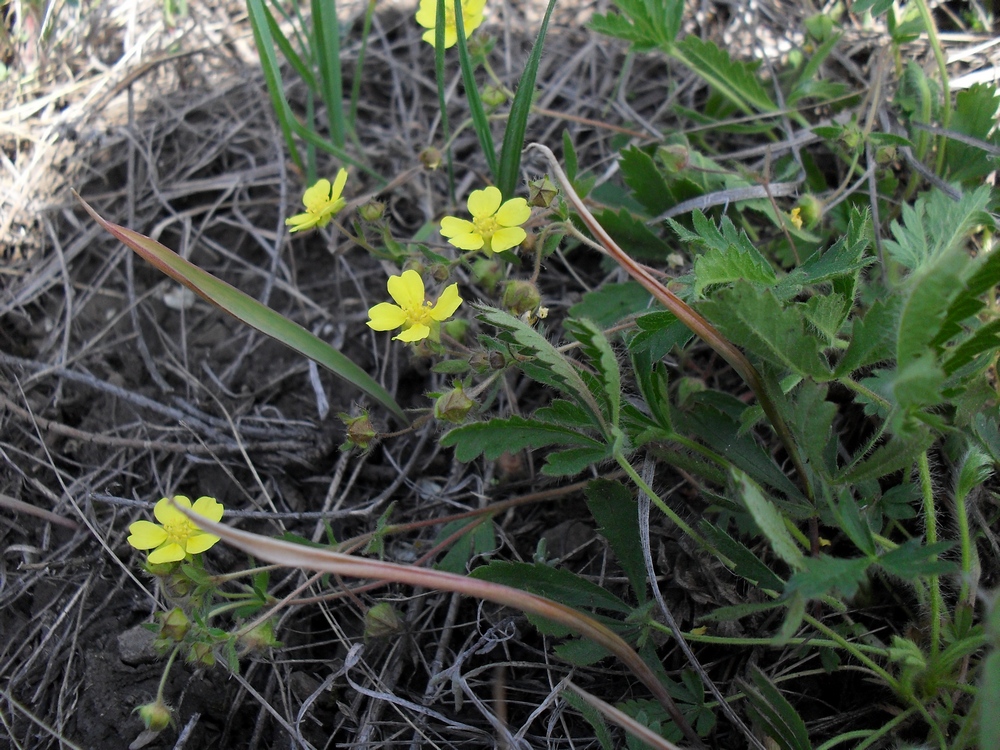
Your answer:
434,520 -> 496,574
586,480 -> 648,602
878,539 -> 956,579
441,416 -> 605,463
883,186 -> 992,271
838,431 -> 934,484
631,348 -> 674,431
890,355 -> 946,411
620,146 -> 673,215
587,0 -> 682,50
744,668 -> 812,750
786,555 -> 871,599
692,241 -> 777,297
555,637 -> 611,665
835,297 -> 899,375
697,599 -> 786,623
543,445 -> 614,476
674,36 -> 776,114
946,83 -> 1000,184
793,381 -> 837,480
853,0 -> 893,14
776,209 -> 871,299
698,281 -> 831,379
568,281 -> 653,327
597,208 -> 676,261
734,470 -> 805,571
536,399 -> 599,429
565,318 -> 622,429
562,690 -> 614,750
700,522 -> 784,590
471,560 -> 632,613
802,293 -> 849,344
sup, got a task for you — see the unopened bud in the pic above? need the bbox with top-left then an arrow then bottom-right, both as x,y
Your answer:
365,602 -> 403,640
482,84 -> 507,108
657,144 -> 689,173
434,385 -> 475,423
340,412 -> 379,452
471,258 -> 503,291
795,195 -> 824,227
136,698 -> 173,731
419,147 -> 442,170
187,641 -> 216,667
159,608 -> 190,642
527,176 -> 558,208
359,200 -> 385,222
502,280 -> 541,317
239,620 -> 281,653
429,263 -> 450,283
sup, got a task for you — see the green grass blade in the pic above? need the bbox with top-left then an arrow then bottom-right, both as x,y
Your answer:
312,0 -> 346,147
77,194 -> 407,423
453,0 -> 497,177
247,0 -> 302,168
262,1 -> 317,91
497,0 -> 557,199
434,0 -> 457,200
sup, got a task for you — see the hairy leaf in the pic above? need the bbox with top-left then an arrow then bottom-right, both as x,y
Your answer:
586,480 -> 648,602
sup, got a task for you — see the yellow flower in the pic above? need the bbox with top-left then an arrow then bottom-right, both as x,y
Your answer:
415,0 -> 486,49
128,496 -> 224,564
285,169 -> 348,232
789,207 -> 803,229
367,269 -> 463,342
440,186 -> 530,254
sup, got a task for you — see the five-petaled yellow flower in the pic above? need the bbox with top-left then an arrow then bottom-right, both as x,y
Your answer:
440,186 -> 530,254
367,269 -> 463,342
128,496 -> 224,564
286,169 -> 349,232
415,0 -> 486,49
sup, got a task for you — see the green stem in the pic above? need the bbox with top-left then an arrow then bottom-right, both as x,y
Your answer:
615,451 -> 712,554
804,614 -> 897,690
913,0 -> 950,173
817,707 -> 916,750
156,646 -> 181,702
918,450 -> 943,658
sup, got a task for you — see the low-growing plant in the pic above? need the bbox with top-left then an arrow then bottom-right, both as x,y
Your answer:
86,0 -> 1000,747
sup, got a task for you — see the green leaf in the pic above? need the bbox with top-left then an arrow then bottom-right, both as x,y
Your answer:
619,146 -> 673,216
877,539 -> 956,580
792,381 -> 837,480
497,0 -> 557,199
434,519 -> 496,574
700,522 -> 784,590
562,690 -> 614,750
568,281 -> 653,327
833,489 -> 877,557
883,186 -> 992,271
597,208 -> 676,261
587,0 -> 682,50
453,0 -> 497,177
852,0 -> 893,14
698,281 -> 831,379
631,348 -> 674,432
673,36 -> 776,114
555,637 -> 611,666
785,555 -> 871,599
945,83 -> 1000,184
312,0 -> 345,147
543,445 -> 614,476
733,470 -> 806,571
471,560 -> 632,613
78,196 -> 405,421
838,431 -> 933,484
692,238 -> 777,297
835,297 -> 899,376
744,668 -> 812,750
564,318 -> 622,430
586,480 -> 648,602
440,415 -> 605,462
981,651 -> 1000,750
896,251 -> 969,369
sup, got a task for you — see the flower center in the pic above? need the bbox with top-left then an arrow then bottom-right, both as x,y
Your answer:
405,300 -> 435,328
162,517 -> 198,547
473,215 -> 499,247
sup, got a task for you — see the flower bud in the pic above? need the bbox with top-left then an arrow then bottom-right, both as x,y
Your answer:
239,620 -> 281,653
502,280 -> 541,317
434,385 -> 475,423
489,351 -> 506,370
795,195 -> 824,227
364,602 -> 403,640
136,698 -> 173,731
159,608 -> 190,642
187,641 -> 216,667
340,412 -> 379,452
657,144 -> 689,173
527,176 -> 557,208
482,84 -> 507,108
359,200 -> 385,222
429,263 -> 450,283
419,147 -> 442,170
471,258 -> 503,291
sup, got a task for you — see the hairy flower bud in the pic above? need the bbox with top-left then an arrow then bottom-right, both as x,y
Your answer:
435,385 -> 476,423
136,698 -> 173,732
340,412 -> 379,452
419,147 -> 442,170
502,280 -> 541,317
159,608 -> 191,642
527,176 -> 557,208
365,602 -> 403,640
239,620 -> 281,653
359,200 -> 385,222
482,84 -> 507,108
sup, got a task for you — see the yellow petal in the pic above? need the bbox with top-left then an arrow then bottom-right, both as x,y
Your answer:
330,169 -> 348,201
415,0 -> 436,28
467,186 -> 502,218
184,532 -> 221,555
387,270 -> 425,310
302,179 -> 332,211
439,216 -> 476,238
496,197 -> 530,227
128,520 -> 167,550
490,226 -> 526,253
429,283 -> 462,321
192,496 -> 224,523
148,543 -> 186,564
367,302 -> 408,331
395,323 -> 430,342
441,27 -> 459,49
445,232 -> 485,251
154,496 -> 190,525
285,212 -> 319,232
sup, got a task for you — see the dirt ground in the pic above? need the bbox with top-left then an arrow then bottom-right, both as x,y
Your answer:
3,0 -> 997,748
